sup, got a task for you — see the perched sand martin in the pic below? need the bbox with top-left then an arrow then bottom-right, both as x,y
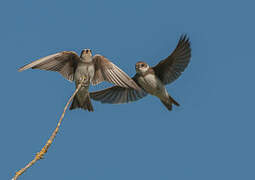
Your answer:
90,35 -> 191,111
18,49 -> 141,112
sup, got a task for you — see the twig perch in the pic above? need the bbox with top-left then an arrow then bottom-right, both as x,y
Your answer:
12,82 -> 83,180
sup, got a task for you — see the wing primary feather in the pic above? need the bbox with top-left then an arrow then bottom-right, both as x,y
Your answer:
18,51 -> 79,81
109,69 -> 127,87
108,88 -> 121,103
152,35 -> 191,85
108,69 -> 125,87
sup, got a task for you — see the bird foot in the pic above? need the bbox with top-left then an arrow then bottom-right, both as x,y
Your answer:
80,76 -> 86,82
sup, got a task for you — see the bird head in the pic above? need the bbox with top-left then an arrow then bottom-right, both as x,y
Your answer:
80,49 -> 92,61
135,61 -> 149,74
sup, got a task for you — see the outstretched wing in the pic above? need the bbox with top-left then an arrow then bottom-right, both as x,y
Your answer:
153,35 -> 191,85
90,75 -> 147,104
18,51 -> 80,81
92,55 -> 141,90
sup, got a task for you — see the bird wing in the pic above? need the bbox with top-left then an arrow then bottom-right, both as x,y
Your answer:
92,55 -> 141,90
152,35 -> 191,85
90,74 -> 147,104
18,51 -> 80,82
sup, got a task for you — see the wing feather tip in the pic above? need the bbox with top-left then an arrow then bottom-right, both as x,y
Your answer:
18,66 -> 27,72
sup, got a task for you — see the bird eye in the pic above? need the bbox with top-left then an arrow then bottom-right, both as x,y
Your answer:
141,64 -> 145,67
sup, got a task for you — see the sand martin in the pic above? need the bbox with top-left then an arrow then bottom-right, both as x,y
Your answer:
90,35 -> 191,111
18,49 -> 141,112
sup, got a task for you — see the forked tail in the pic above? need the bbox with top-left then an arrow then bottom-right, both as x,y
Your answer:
70,93 -> 94,112
160,95 -> 180,111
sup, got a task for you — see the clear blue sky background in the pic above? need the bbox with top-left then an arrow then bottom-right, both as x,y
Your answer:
1,0 -> 254,179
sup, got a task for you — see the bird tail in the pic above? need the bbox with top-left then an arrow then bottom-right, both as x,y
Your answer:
70,93 -> 94,112
160,95 -> 180,111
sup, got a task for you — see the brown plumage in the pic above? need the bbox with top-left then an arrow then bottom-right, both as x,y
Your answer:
90,35 -> 191,111
18,49 -> 141,111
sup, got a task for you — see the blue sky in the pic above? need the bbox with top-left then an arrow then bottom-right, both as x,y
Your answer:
1,0 -> 254,179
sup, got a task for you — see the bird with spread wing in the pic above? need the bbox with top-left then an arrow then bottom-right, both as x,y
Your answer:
90,35 -> 191,111
18,49 -> 141,112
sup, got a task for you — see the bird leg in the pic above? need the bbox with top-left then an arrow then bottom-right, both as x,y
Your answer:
80,76 -> 86,81
79,76 -> 87,86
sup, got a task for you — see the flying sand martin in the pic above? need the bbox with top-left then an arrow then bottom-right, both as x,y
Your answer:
90,35 -> 191,111
18,49 -> 141,112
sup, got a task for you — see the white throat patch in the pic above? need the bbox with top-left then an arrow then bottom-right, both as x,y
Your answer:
139,66 -> 149,73
81,54 -> 93,62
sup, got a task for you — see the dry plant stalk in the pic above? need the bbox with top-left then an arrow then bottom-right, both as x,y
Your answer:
12,82 -> 83,180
